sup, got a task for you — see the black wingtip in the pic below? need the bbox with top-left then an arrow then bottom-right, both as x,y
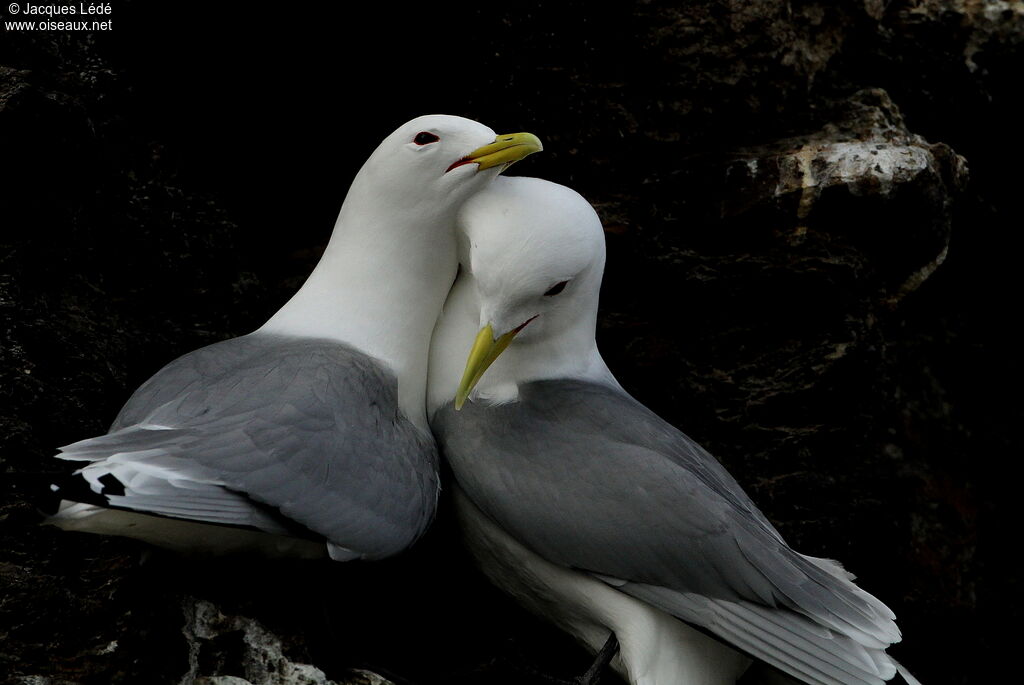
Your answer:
43,471 -> 120,515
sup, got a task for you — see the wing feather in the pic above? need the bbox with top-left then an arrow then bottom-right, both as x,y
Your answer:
52,333 -> 439,558
432,379 -> 902,684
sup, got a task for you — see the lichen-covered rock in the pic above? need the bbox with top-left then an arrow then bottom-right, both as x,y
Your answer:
896,0 -> 1024,71
596,86 -> 965,419
183,599 -> 382,685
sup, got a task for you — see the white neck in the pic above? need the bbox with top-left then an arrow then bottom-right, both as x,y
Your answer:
261,176 -> 459,431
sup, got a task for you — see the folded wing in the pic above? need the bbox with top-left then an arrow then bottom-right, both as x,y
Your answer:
433,379 -> 901,684
53,334 -> 439,560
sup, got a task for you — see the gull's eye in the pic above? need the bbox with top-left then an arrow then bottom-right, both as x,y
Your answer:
414,132 -> 440,145
544,280 -> 569,297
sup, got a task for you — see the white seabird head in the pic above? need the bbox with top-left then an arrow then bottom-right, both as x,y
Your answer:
448,176 -> 607,409
354,115 -> 544,214
261,115 -> 542,430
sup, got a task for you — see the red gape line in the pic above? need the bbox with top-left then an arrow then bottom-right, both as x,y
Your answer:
514,315 -> 539,334
446,157 -> 476,173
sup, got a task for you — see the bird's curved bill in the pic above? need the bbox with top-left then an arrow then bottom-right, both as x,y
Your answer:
447,132 -> 544,173
454,320 -> 532,410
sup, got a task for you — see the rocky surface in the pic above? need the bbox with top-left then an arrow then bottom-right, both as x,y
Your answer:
2,2 -> 1020,684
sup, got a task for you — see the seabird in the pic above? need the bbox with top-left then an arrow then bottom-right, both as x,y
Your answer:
428,176 -> 920,684
48,115 -> 542,562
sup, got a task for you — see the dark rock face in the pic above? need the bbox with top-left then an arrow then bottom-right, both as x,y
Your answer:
2,2 -> 1018,684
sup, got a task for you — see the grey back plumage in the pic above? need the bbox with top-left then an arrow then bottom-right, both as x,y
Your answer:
60,333 -> 439,559
432,379 -> 901,685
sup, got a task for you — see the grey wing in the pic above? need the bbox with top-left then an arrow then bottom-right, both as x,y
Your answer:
432,379 -> 900,684
619,577 -> 898,685
57,334 -> 439,559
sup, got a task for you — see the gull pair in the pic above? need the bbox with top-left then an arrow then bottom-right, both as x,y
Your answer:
49,115 -> 920,685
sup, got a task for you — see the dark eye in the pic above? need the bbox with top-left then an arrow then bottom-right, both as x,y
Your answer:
414,132 -> 439,145
544,280 -> 569,297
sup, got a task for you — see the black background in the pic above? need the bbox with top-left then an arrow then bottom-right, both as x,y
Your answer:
2,2 -> 1021,684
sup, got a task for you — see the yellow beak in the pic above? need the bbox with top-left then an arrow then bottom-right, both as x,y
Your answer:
454,322 -> 527,410
451,132 -> 544,173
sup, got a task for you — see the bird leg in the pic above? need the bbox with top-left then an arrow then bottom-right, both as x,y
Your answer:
576,633 -> 620,685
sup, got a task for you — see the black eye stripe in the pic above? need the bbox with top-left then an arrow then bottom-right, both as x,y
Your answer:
544,280 -> 569,297
414,132 -> 440,145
